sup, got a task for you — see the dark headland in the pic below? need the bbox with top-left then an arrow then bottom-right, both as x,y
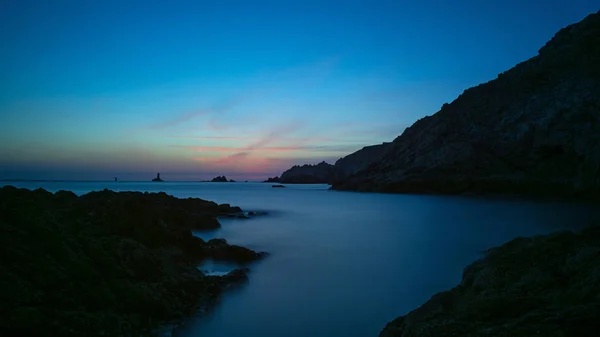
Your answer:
271,11 -> 600,201
329,11 -> 600,200
374,10 -> 600,337
0,186 -> 266,336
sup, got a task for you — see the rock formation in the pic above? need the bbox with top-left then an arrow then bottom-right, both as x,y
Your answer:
0,186 -> 265,336
210,176 -> 229,182
264,176 -> 281,183
379,226 -> 600,337
332,142 -> 392,182
278,161 -> 335,184
333,11 -> 600,199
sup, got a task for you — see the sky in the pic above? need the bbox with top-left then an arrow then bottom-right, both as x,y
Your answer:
0,0 -> 598,181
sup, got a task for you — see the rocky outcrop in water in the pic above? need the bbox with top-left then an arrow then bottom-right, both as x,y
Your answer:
279,161 -> 335,184
379,226 -> 600,337
152,172 -> 163,182
210,175 -> 229,182
264,176 -> 281,183
333,11 -> 600,199
0,186 -> 265,336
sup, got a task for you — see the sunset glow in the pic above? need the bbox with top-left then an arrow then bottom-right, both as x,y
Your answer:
1,0 -> 597,181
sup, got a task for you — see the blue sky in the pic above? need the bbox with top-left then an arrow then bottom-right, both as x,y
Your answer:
1,0 -> 598,180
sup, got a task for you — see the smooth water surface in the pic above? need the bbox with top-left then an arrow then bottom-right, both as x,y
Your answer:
4,181 -> 599,337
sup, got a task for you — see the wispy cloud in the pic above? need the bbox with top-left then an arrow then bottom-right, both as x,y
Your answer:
171,144 -> 361,153
146,92 -> 254,131
145,56 -> 341,132
147,110 -> 210,130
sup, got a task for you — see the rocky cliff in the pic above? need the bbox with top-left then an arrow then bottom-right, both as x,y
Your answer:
379,226 -> 600,337
333,142 -> 392,182
333,11 -> 600,199
279,161 -> 335,184
0,186 -> 265,336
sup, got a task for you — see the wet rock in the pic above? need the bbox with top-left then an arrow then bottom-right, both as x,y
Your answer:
205,238 -> 267,263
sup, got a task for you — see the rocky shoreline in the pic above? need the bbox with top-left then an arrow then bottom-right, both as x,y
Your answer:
379,226 -> 600,337
0,186 -> 266,336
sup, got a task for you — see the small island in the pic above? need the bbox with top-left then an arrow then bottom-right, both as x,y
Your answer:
151,172 -> 163,182
210,176 -> 236,182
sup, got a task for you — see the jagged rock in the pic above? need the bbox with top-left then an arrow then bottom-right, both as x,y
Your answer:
218,203 -> 243,213
279,161 -> 335,184
379,226 -> 600,337
264,176 -> 281,183
333,143 -> 392,182
210,176 -> 229,182
333,11 -> 600,200
205,238 -> 267,263
0,186 -> 266,336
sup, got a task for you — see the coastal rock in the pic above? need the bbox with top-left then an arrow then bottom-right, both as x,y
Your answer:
218,203 -> 243,213
264,176 -> 281,183
333,142 -> 392,182
0,186 -> 266,336
379,226 -> 600,337
205,238 -> 267,263
279,161 -> 335,184
332,11 -> 600,199
210,176 -> 229,182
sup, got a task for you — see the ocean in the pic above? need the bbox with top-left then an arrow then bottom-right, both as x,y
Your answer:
4,181 -> 599,337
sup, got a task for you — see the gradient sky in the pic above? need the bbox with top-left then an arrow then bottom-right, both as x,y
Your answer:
1,0 -> 598,181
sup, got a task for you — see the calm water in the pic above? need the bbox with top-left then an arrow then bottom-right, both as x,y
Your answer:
4,181 -> 600,337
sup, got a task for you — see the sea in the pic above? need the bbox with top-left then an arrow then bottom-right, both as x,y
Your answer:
3,181 -> 599,337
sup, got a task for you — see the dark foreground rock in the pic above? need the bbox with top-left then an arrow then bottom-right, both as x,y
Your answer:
379,227 -> 600,337
333,11 -> 600,199
0,186 -> 266,336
